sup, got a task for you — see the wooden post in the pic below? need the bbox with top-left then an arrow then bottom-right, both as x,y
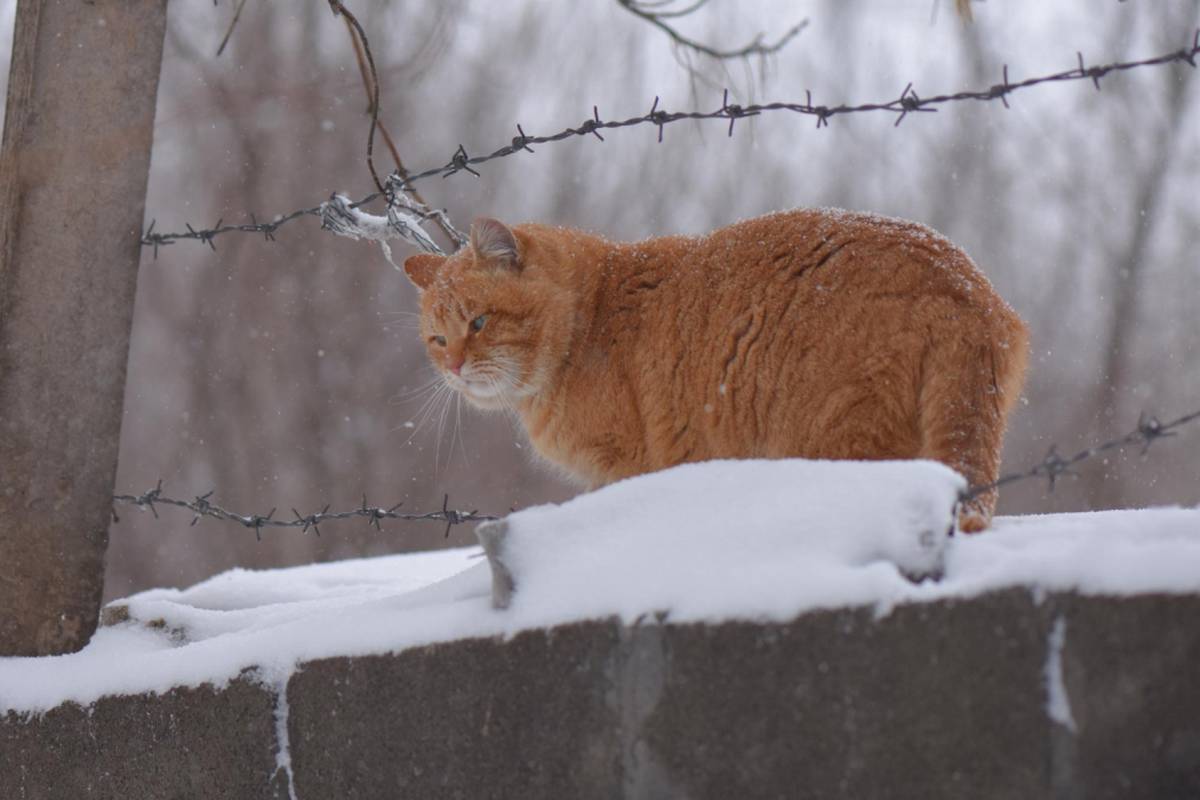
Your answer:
0,1 -> 167,655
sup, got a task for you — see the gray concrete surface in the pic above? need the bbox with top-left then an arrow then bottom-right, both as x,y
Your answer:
1,591 -> 1197,798
1053,594 -> 1200,800
0,676 -> 284,799
288,623 -> 625,799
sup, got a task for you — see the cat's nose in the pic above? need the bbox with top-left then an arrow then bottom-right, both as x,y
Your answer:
448,356 -> 465,375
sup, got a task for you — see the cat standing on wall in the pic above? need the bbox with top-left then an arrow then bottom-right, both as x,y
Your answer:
403,209 -> 1028,531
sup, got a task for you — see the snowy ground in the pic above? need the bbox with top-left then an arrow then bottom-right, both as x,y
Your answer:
2,458 -> 1198,715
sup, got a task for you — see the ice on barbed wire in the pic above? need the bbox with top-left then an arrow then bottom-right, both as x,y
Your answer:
318,193 -> 443,266
318,193 -> 384,240
391,205 -> 443,250
385,175 -> 468,247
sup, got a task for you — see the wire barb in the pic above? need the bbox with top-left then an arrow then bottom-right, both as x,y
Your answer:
444,144 -> 480,178
1135,412 -> 1177,454
512,124 -> 536,153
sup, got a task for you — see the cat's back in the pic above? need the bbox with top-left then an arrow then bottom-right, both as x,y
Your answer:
649,207 -> 1017,340
702,207 -> 990,299
602,207 -> 1021,353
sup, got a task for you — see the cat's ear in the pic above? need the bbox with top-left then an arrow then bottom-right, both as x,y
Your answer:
470,217 -> 520,269
403,253 -> 444,290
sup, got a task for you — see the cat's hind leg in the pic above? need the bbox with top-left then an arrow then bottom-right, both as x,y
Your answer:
917,331 -> 1027,532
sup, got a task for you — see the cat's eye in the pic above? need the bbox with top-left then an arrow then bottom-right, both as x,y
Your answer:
470,314 -> 488,333
431,335 -> 447,347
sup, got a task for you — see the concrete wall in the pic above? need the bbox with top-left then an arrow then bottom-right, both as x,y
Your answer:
3,590 -> 1198,799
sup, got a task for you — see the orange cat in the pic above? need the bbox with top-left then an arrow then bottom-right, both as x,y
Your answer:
404,209 -> 1028,531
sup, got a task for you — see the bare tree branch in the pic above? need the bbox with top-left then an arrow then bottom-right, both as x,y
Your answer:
327,0 -> 386,194
215,0 -> 248,57
339,8 -> 464,250
616,0 -> 808,61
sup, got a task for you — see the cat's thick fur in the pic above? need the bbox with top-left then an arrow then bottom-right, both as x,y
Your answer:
404,209 -> 1028,531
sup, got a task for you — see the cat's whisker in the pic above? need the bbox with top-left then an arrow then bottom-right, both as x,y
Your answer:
391,362 -> 441,393
454,390 -> 470,464
489,373 -> 521,417
471,356 -> 535,399
421,386 -> 446,462
403,388 -> 439,433
482,371 -> 502,398
379,314 -> 424,333
415,378 -> 452,419
434,380 -> 456,471
407,388 -> 450,444
400,380 -> 453,446
392,375 -> 445,403
393,375 -> 438,398
379,312 -> 424,337
492,356 -> 538,393
481,374 -> 509,415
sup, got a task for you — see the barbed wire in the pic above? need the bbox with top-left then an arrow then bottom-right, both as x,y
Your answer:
111,483 -> 497,540
111,406 -> 1199,538
960,407 -> 1200,502
141,30 -> 1200,253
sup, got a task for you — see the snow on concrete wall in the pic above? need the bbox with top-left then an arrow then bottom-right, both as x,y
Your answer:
2,460 -> 1198,796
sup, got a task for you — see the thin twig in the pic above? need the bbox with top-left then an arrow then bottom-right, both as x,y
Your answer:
616,0 -> 808,61
328,0 -> 386,194
340,8 -> 461,249
215,0 -> 249,57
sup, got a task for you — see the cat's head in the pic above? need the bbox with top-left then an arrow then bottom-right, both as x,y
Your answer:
403,218 -> 574,410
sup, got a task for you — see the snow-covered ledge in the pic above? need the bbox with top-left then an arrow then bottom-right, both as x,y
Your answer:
2,460 -> 1199,798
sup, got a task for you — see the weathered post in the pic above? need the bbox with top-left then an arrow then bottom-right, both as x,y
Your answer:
0,1 -> 167,655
